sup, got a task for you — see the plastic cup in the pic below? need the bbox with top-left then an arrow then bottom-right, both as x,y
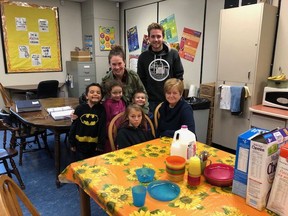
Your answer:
132,185 -> 147,207
165,156 -> 186,182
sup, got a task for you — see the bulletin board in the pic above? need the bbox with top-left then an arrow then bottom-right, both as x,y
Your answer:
0,2 -> 62,73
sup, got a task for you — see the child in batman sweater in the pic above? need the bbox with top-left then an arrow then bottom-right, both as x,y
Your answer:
69,83 -> 106,161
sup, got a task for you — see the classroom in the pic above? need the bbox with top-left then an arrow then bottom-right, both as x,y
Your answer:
1,0 -> 288,215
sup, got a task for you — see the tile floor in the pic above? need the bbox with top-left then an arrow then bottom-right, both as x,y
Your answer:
0,132 -> 109,216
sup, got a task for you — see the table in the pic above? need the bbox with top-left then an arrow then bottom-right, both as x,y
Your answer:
59,138 -> 272,216
250,105 -> 288,130
10,97 -> 79,187
5,83 -> 64,92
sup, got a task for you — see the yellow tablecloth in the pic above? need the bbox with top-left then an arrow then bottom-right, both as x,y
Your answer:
59,138 -> 273,216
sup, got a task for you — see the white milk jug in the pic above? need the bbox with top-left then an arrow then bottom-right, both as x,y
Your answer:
170,125 -> 196,161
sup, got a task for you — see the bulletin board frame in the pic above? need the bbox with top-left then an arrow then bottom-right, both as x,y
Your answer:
0,1 -> 62,73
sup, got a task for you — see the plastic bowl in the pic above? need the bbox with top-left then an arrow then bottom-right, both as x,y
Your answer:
165,156 -> 186,169
136,168 -> 155,183
203,163 -> 234,187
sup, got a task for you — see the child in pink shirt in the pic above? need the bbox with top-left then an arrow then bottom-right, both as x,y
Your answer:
103,80 -> 126,152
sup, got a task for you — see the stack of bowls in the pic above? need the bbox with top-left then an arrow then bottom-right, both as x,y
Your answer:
165,156 -> 186,182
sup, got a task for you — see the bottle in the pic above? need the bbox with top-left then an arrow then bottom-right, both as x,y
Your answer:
171,125 -> 196,161
187,156 -> 201,186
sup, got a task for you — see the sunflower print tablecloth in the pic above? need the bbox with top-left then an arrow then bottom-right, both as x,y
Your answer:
59,138 -> 275,216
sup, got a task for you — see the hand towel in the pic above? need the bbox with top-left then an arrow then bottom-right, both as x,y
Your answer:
244,86 -> 251,98
220,85 -> 231,110
230,86 -> 245,115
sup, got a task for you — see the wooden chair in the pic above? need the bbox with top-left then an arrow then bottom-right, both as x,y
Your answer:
153,102 -> 163,130
0,175 -> 40,216
0,83 -> 14,112
0,120 -> 25,190
108,112 -> 156,151
0,83 -> 51,166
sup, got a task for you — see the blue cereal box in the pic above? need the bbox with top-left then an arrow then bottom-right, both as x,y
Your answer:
232,128 -> 268,198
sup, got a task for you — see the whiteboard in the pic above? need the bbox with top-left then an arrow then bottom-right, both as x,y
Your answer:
124,0 -> 205,88
125,3 -> 157,64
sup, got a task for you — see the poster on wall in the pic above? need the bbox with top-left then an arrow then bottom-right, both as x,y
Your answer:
141,34 -> 149,52
99,26 -> 115,51
129,54 -> 139,72
160,14 -> 178,44
84,35 -> 93,53
179,27 -> 201,62
0,2 -> 62,73
127,26 -> 139,52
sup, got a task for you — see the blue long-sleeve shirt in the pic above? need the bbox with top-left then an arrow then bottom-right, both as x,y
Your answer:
157,99 -> 195,138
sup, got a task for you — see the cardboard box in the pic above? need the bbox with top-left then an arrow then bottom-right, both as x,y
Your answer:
70,51 -> 91,62
246,129 -> 283,211
232,128 -> 268,198
200,82 -> 215,97
267,143 -> 288,215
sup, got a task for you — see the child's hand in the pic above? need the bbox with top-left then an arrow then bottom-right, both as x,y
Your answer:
70,112 -> 78,121
70,146 -> 76,152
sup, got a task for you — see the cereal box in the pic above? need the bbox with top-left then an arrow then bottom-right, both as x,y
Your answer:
246,129 -> 283,211
266,143 -> 288,216
232,128 -> 268,198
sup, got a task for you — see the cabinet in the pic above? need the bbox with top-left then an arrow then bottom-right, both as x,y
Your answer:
250,105 -> 288,130
66,61 -> 96,98
212,3 -> 277,150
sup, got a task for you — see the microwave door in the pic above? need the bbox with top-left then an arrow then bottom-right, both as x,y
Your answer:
265,92 -> 288,108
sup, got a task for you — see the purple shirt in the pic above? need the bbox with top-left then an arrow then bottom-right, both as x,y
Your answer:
103,98 -> 126,127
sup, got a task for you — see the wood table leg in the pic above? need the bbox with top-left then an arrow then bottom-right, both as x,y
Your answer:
54,130 -> 61,188
79,187 -> 91,216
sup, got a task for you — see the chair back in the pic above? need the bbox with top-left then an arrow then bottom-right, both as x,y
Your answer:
0,83 -> 14,109
37,80 -> 59,99
153,102 -> 163,130
108,112 -> 156,151
0,175 -> 40,216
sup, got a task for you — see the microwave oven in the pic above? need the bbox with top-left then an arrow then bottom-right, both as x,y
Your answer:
262,87 -> 288,110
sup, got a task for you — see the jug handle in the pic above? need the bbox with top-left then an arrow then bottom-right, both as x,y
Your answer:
173,132 -> 180,141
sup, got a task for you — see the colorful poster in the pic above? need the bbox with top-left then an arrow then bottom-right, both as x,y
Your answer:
84,35 -> 93,53
127,26 -> 139,52
160,14 -> 178,43
170,42 -> 180,51
141,34 -> 149,52
99,26 -> 115,51
179,27 -> 201,62
129,54 -> 139,72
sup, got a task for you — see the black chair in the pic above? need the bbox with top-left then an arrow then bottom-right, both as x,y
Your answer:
0,120 -> 25,189
0,84 -> 50,166
26,80 -> 59,99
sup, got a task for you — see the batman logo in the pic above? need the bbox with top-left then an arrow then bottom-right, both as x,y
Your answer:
80,113 -> 99,126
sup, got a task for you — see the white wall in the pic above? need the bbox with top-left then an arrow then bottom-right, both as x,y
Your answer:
81,0 -> 120,83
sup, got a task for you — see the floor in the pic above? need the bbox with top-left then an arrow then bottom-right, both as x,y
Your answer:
0,131 -> 109,216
